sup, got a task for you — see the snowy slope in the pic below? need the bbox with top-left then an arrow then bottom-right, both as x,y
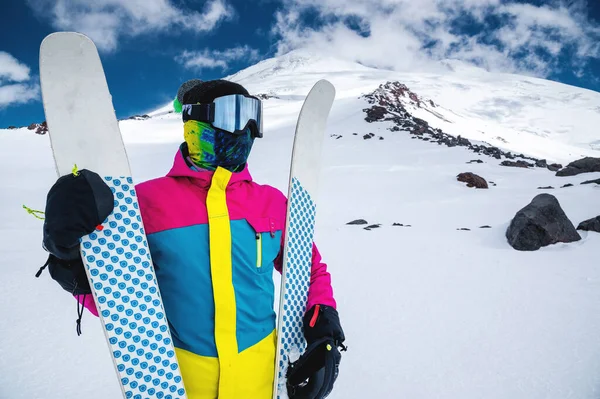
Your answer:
1,50 -> 600,399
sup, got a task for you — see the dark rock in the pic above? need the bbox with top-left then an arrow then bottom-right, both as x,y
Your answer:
364,106 -> 387,123
35,121 -> 48,135
556,157 -> 600,176
125,114 -> 150,121
363,133 -> 375,140
581,178 -> 600,185
501,160 -> 534,168
27,123 -> 37,130
535,159 -> 547,168
457,228 -> 471,231
409,92 -> 420,105
467,159 -> 484,164
479,225 -> 492,229
537,186 -> 554,190
577,216 -> 600,233
413,117 -> 428,127
506,194 -> 581,251
457,172 -> 488,189
352,133 -> 358,136
561,184 -> 574,188
255,93 -> 280,100
547,163 -> 562,172
364,224 -> 382,230
457,135 -> 471,146
347,219 -> 368,225
7,126 -> 17,130
379,137 -> 384,140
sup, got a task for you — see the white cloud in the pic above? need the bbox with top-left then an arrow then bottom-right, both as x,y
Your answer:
0,84 -> 40,109
176,46 -> 261,71
27,0 -> 235,52
272,0 -> 600,80
0,52 -> 39,108
0,52 -> 32,83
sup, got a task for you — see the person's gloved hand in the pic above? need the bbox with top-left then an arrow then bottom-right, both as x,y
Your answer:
37,169 -> 114,296
286,305 -> 347,399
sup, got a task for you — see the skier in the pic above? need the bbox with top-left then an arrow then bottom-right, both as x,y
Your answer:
39,79 -> 346,399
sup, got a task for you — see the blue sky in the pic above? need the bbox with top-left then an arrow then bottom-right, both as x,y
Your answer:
1,0 -> 599,128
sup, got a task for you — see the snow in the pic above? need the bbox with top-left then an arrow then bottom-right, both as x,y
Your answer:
1,50 -> 600,399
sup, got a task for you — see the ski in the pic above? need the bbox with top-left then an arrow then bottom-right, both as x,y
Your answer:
273,80 -> 336,398
40,32 -> 187,399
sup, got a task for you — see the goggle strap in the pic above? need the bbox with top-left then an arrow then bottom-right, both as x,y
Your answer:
182,104 -> 214,123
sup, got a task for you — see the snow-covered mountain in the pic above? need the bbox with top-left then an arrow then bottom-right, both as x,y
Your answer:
1,50 -> 600,399
150,49 -> 600,164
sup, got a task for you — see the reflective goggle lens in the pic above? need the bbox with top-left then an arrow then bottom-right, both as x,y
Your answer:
182,94 -> 263,138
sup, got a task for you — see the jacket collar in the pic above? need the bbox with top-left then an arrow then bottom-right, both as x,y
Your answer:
166,144 -> 253,188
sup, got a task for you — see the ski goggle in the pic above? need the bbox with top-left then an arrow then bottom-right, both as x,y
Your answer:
181,94 -> 263,138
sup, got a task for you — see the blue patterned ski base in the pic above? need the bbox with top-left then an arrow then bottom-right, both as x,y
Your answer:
276,177 -> 317,398
80,177 -> 187,399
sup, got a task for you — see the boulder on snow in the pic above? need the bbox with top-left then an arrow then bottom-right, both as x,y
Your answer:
501,160 -> 534,168
457,172 -> 488,189
506,194 -> 581,251
556,157 -> 600,176
347,219 -> 368,225
35,121 -> 48,135
547,163 -> 562,172
581,178 -> 600,185
577,216 -> 600,233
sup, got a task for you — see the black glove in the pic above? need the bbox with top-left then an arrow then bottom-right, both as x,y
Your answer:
37,169 -> 114,296
287,305 -> 346,399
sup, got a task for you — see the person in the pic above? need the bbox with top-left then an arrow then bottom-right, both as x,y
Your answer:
39,79 -> 346,399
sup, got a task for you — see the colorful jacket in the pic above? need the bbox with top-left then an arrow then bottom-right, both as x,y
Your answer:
78,146 -> 336,398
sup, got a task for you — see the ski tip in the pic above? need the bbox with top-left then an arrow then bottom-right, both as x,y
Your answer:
312,79 -> 336,97
40,31 -> 94,50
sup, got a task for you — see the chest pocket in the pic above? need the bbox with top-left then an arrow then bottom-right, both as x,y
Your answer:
246,217 -> 283,274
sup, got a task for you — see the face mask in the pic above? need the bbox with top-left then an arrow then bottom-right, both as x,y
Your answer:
184,121 -> 254,172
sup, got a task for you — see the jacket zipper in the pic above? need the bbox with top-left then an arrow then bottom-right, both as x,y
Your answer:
256,233 -> 262,268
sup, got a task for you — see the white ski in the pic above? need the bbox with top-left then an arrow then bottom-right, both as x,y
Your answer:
273,80 -> 336,398
40,32 -> 187,399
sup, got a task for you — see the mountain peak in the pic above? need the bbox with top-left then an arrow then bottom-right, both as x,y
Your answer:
226,47 -> 376,84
